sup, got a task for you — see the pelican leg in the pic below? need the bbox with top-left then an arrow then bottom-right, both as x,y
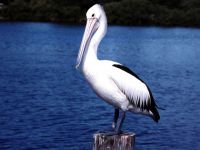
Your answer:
97,109 -> 121,136
115,111 -> 126,134
112,108 -> 119,129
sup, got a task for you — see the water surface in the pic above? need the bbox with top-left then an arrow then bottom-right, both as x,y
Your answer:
0,23 -> 200,150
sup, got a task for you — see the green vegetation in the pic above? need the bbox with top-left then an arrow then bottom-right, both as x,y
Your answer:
1,0 -> 200,27
105,0 -> 200,26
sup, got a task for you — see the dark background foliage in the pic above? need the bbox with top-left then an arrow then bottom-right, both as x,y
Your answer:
0,0 -> 200,26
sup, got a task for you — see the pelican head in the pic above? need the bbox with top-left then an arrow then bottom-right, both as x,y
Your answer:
76,4 -> 107,70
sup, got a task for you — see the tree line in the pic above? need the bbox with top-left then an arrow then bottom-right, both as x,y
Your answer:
0,0 -> 200,27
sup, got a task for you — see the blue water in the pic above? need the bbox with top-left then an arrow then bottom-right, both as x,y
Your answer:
0,22 -> 200,150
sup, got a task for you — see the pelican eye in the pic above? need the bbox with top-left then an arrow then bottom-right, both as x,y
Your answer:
92,13 -> 95,17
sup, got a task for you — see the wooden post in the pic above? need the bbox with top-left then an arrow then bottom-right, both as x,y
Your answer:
93,132 -> 135,150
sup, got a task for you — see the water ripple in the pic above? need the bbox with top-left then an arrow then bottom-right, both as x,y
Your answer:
0,23 -> 200,149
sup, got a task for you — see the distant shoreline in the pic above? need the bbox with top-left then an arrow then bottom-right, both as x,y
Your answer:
0,20 -> 200,29
1,0 -> 200,28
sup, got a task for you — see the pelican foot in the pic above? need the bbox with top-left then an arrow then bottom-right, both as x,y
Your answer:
114,129 -> 123,135
101,130 -> 124,136
97,127 -> 114,133
97,130 -> 123,136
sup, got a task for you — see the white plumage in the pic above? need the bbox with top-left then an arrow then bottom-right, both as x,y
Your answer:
76,4 -> 160,134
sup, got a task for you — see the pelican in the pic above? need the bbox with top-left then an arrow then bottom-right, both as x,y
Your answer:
76,4 -> 160,134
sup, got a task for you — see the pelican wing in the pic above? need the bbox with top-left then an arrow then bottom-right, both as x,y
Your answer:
111,64 -> 156,111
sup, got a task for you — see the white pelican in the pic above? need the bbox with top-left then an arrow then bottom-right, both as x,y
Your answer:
76,4 -> 160,134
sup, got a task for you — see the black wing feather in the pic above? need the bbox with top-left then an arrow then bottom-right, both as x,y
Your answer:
112,64 -> 160,122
